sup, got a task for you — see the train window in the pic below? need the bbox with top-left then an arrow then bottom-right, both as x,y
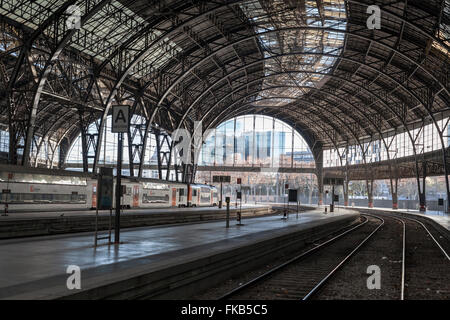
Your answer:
126,187 -> 132,195
179,189 -> 185,196
1,193 -> 86,204
142,193 -> 169,203
192,189 -> 197,197
0,172 -> 87,185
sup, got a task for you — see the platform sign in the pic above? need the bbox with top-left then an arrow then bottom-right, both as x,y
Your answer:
97,167 -> 113,209
237,178 -> 242,185
324,178 -> 344,186
285,183 -> 289,189
213,175 -> 231,183
2,189 -> 10,194
334,194 -> 339,202
288,189 -> 298,202
111,105 -> 129,133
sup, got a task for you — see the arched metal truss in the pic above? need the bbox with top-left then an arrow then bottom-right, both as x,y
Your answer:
0,0 -> 449,210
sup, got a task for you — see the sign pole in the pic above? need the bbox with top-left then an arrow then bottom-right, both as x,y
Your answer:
240,184 -> 242,221
220,180 -> 223,209
115,132 -> 123,244
226,197 -> 229,228
2,174 -> 11,216
331,184 -> 335,213
111,105 -> 129,244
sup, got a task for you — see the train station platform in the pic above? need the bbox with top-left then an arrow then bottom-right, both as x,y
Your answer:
0,204 -> 268,219
0,208 -> 359,300
0,204 -> 283,239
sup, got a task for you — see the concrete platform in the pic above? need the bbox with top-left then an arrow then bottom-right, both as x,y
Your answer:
0,205 -> 281,239
0,208 -> 359,299
0,204 -> 268,219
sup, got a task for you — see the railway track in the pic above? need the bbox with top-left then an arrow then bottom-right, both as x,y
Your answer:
218,214 -> 384,300
218,210 -> 450,300
386,213 -> 449,299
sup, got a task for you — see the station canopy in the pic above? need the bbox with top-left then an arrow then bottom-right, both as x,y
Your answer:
0,0 -> 448,167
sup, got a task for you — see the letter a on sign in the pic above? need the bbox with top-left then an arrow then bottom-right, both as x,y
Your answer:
112,105 -> 129,133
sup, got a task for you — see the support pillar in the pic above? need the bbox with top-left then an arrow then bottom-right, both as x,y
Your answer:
392,177 -> 399,210
419,162 -> 426,212
343,164 -> 349,206
58,138 -> 69,169
155,129 -> 163,179
367,179 -> 374,208
344,180 -> 349,207
447,189 -> 450,214
392,192 -> 398,210
342,146 -> 349,207
315,149 -> 324,206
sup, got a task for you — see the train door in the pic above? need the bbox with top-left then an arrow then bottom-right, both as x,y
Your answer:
187,185 -> 192,207
172,188 -> 177,207
178,187 -> 186,207
92,183 -> 97,208
133,185 -> 139,207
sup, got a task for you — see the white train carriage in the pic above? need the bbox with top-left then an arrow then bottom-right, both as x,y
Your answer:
188,184 -> 218,207
114,181 -> 140,209
174,184 -> 218,207
0,164 -> 219,212
88,177 -> 189,209
0,169 -> 91,212
139,180 -> 187,208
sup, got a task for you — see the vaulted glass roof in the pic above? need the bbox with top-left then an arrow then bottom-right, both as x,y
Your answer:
241,0 -> 346,107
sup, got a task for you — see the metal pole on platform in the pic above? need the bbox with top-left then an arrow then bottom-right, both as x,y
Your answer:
330,184 -> 334,213
226,196 -> 230,228
94,206 -> 99,247
219,181 -> 223,209
115,132 -> 123,244
2,174 -> 10,216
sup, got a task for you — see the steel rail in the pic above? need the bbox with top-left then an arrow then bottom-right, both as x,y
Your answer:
353,208 -> 450,299
218,215 -> 373,300
378,211 -> 449,300
391,215 -> 406,301
366,209 -> 449,261
403,216 -> 450,261
366,211 -> 406,300
302,214 -> 384,300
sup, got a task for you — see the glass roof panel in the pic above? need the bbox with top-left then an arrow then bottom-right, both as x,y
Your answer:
240,0 -> 347,107
0,0 -> 182,79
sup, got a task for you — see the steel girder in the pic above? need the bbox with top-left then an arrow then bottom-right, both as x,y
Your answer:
1,24 -> 444,151
0,0 -> 448,199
